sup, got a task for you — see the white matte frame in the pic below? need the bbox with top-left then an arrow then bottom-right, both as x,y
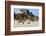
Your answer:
11,5 -> 42,31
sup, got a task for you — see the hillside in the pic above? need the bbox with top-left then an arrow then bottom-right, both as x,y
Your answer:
14,9 -> 39,24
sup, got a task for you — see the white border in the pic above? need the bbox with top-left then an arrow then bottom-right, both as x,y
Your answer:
11,5 -> 42,31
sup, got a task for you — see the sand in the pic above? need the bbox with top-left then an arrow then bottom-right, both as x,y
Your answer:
14,19 -> 39,27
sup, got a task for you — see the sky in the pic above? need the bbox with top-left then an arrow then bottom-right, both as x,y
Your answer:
14,8 -> 39,16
